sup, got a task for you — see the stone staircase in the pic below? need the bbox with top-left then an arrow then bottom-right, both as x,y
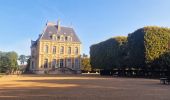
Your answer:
48,67 -> 77,74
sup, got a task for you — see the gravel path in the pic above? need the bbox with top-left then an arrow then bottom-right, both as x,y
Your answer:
0,75 -> 169,100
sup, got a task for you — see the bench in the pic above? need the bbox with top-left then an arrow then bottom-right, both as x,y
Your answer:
160,78 -> 170,85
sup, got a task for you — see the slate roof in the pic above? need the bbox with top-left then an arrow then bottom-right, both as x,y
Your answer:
31,22 -> 81,48
31,40 -> 37,48
40,22 -> 81,42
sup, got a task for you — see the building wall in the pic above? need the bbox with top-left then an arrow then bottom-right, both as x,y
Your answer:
31,40 -> 81,73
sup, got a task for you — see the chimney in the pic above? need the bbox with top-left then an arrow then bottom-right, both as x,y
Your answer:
57,19 -> 61,31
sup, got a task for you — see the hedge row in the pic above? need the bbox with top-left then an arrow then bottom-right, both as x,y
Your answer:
90,26 -> 170,76
90,36 -> 127,70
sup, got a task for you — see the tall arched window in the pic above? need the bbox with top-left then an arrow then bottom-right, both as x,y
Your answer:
52,59 -> 57,69
74,58 -> 79,69
75,47 -> 78,55
45,45 -> 48,53
44,59 -> 48,68
52,46 -> 56,54
68,47 -> 71,54
60,46 -> 64,54
67,58 -> 71,67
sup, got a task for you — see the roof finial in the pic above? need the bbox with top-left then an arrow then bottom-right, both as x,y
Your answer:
57,19 -> 61,31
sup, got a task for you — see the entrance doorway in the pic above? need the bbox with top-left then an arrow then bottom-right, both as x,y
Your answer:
59,59 -> 64,68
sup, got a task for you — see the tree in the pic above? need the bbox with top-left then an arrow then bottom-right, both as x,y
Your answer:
6,52 -> 18,72
0,51 -> 18,73
81,55 -> 92,72
18,55 -> 27,65
0,56 -> 10,73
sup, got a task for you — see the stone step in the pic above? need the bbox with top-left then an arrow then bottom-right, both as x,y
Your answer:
48,68 -> 76,74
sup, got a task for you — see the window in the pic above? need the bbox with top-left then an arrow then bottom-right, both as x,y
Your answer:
68,47 -> 71,54
44,45 -> 48,53
67,36 -> 72,41
61,36 -> 64,41
67,58 -> 71,67
52,46 -> 56,54
57,36 -> 60,40
44,59 -> 48,68
51,34 -> 56,40
65,36 -> 68,41
59,59 -> 64,67
31,61 -> 34,69
31,49 -> 35,58
75,47 -> 78,55
52,59 -> 57,69
75,58 -> 79,69
60,46 -> 64,54
70,37 -> 72,41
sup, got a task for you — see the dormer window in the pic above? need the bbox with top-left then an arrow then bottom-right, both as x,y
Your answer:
57,36 -> 60,40
71,37 -> 72,41
67,36 -> 72,41
51,34 -> 56,40
69,36 -> 72,41
60,36 -> 65,41
65,36 -> 68,41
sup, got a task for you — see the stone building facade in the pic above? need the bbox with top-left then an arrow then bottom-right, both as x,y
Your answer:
30,20 -> 81,74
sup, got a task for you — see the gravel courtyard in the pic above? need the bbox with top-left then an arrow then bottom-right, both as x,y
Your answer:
0,75 -> 169,100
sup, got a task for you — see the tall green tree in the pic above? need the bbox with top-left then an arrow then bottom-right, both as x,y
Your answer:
0,51 -> 18,73
0,56 -> 10,73
6,52 -> 18,72
18,55 -> 27,65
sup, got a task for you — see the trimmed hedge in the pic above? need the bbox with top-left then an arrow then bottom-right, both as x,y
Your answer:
90,36 -> 127,70
90,26 -> 170,77
128,26 -> 170,69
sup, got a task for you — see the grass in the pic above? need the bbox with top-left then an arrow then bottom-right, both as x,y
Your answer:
0,75 -> 169,100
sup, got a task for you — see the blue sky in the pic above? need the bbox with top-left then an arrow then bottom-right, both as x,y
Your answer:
0,0 -> 170,56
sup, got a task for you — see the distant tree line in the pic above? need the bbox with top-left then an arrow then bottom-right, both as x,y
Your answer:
90,26 -> 170,77
0,51 -> 18,73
